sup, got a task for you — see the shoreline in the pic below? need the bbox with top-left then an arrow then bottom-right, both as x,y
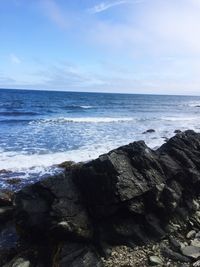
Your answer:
0,130 -> 200,266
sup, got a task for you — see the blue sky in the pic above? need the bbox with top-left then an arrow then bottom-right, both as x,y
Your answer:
1,0 -> 200,94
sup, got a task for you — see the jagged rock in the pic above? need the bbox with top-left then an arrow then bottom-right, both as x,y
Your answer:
74,140 -> 165,219
14,173 -> 92,241
8,130 -> 200,266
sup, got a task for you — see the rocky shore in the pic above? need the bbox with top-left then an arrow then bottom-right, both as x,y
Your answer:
0,130 -> 200,266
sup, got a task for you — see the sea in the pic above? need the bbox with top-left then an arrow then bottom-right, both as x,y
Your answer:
1,88 -> 200,190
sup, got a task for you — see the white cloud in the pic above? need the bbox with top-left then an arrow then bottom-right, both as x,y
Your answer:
40,0 -> 69,29
89,1 -> 128,14
10,54 -> 21,64
88,0 -> 143,14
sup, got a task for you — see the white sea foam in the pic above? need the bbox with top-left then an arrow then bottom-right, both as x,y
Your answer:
29,117 -> 134,125
162,116 -> 199,122
80,105 -> 93,109
0,136 -> 166,176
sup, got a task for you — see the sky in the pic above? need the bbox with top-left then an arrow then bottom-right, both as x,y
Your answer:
1,0 -> 200,95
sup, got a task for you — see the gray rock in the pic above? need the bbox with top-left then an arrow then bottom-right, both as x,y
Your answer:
187,230 -> 196,239
181,246 -> 200,259
149,255 -> 163,265
191,239 -> 200,248
193,260 -> 200,267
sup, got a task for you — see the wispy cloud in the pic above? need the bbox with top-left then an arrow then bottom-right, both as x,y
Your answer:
88,0 -> 141,14
40,0 -> 69,29
10,54 -> 21,64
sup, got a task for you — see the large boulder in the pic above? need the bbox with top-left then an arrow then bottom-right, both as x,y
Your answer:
14,173 -> 92,241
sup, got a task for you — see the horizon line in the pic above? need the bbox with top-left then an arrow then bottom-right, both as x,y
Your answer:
0,87 -> 199,97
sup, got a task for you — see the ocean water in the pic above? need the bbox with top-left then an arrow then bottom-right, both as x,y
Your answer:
1,88 -> 200,190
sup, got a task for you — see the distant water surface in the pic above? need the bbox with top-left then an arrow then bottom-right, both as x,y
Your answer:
0,89 -> 200,189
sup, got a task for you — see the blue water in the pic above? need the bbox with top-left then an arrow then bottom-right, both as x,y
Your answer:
1,88 -> 200,189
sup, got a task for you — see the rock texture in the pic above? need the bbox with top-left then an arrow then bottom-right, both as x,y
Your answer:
1,130 -> 200,266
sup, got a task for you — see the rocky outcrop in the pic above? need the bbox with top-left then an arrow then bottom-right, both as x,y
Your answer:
1,130 -> 200,266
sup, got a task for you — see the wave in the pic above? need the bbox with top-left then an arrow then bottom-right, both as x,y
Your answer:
63,105 -> 94,110
29,117 -> 134,125
188,103 -> 200,108
0,119 -> 32,123
0,111 -> 39,116
162,116 -> 199,122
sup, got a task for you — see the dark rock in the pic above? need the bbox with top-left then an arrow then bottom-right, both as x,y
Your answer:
6,178 -> 22,185
142,129 -> 155,134
58,161 -> 75,170
14,173 -> 92,241
2,248 -> 47,267
0,170 -> 12,174
0,206 -> 14,223
169,236 -> 182,252
174,130 -> 182,134
0,190 -> 14,207
161,246 -> 191,262
54,242 -> 103,267
6,130 -> 200,266
73,140 -> 165,219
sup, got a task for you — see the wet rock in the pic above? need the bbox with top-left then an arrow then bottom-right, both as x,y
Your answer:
174,130 -> 182,134
7,130 -> 200,266
181,246 -> 200,259
58,161 -> 76,170
143,129 -> 155,134
6,178 -> 22,185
